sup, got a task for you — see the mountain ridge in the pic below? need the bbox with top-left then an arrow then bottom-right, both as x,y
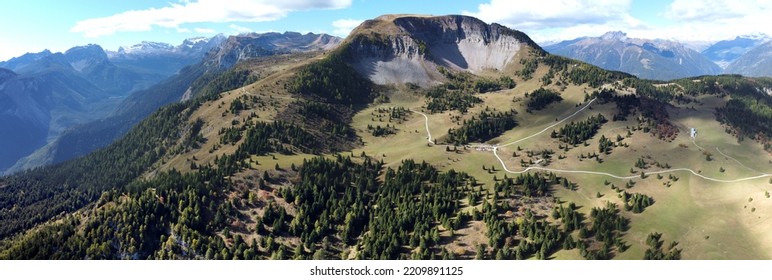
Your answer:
545,31 -> 722,80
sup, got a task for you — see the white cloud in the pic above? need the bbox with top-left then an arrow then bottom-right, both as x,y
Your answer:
464,0 -> 633,30
229,24 -> 253,33
464,0 -> 646,44
465,0 -> 772,44
331,18 -> 363,37
663,0 -> 768,21
177,28 -> 192,33
70,0 -> 352,37
655,0 -> 772,41
194,27 -> 216,34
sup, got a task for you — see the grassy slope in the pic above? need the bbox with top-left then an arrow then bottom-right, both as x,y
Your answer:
344,66 -> 772,259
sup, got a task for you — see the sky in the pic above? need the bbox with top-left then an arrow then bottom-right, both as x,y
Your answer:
1,0 -> 771,61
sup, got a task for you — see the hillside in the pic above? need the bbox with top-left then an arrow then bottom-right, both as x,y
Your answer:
701,34 -> 769,69
0,41 -> 208,174
1,14 -> 771,261
725,41 -> 772,77
5,32 -> 340,175
545,31 -> 722,81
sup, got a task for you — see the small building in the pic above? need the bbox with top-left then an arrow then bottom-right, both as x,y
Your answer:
690,128 -> 697,139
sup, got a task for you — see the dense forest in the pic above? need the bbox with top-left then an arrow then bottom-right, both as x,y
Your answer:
525,88 -> 563,111
0,101 -> 198,238
552,114 -> 607,146
446,109 -> 519,145
424,68 -> 515,113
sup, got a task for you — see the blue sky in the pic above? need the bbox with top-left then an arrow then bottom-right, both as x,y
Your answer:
1,0 -> 770,61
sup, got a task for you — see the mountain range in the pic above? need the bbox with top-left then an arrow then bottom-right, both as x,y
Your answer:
1,32 -> 340,175
546,32 -> 772,80
701,34 -> 769,69
0,14 -> 771,260
545,31 -> 722,80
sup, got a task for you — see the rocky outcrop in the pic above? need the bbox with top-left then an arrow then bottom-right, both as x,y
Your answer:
205,32 -> 341,70
345,15 -> 541,86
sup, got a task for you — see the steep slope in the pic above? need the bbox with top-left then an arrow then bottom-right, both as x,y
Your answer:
0,62 -> 116,171
725,41 -> 772,77
702,34 -> 769,69
345,14 -> 542,86
6,32 -> 341,174
108,35 -> 226,77
545,31 -> 722,80
0,45 -> 157,174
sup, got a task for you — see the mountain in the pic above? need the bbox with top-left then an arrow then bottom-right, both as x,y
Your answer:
701,34 -> 770,69
724,41 -> 772,77
0,50 -> 53,71
108,35 -> 226,77
5,32 -> 341,174
0,63 -> 113,171
545,31 -> 722,80
344,14 -> 541,86
204,31 -> 339,70
0,37 -> 224,174
1,14 -> 771,261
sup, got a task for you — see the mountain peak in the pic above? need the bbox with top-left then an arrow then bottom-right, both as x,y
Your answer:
546,31 -> 721,80
600,31 -> 627,41
64,44 -> 109,70
345,14 -> 543,86
737,33 -> 770,41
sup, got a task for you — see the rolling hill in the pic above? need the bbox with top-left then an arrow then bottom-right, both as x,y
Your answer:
0,14 -> 770,261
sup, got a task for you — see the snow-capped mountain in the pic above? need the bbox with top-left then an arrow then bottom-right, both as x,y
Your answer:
107,35 -> 225,77
545,31 -> 722,80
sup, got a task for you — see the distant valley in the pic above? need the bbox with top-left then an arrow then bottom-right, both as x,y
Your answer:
1,32 -> 340,175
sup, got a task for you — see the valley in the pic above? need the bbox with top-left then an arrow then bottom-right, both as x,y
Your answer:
0,14 -> 771,261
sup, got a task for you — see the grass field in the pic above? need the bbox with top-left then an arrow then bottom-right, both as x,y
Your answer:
148,53 -> 772,259
345,75 -> 772,259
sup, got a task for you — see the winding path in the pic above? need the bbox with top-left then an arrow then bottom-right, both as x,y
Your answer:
410,109 -> 434,144
414,100 -> 772,183
715,147 -> 765,175
500,98 -> 597,148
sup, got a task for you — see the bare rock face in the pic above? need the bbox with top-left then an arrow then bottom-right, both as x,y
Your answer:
206,32 -> 341,70
345,15 -> 540,87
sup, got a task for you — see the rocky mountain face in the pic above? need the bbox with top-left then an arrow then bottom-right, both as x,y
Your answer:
204,32 -> 340,70
725,41 -> 772,77
545,31 -> 722,80
108,35 -> 226,77
345,14 -> 541,87
701,34 -> 769,69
